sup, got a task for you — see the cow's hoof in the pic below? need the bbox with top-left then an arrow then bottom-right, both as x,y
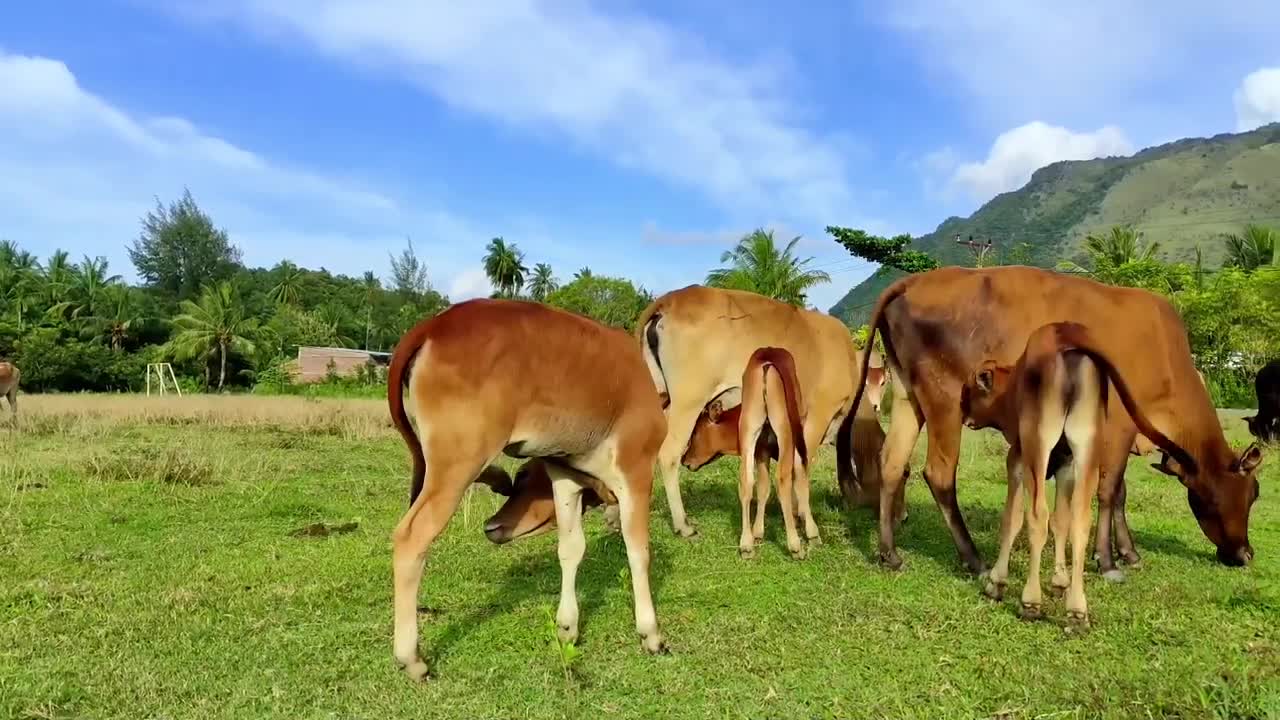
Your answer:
557,624 -> 578,646
982,579 -> 1005,601
789,545 -> 807,561
806,534 -> 823,546
674,524 -> 699,540
1049,583 -> 1067,598
640,633 -> 668,655
402,659 -> 431,683
739,546 -> 755,560
1120,553 -> 1143,569
1101,569 -> 1126,584
1019,603 -> 1043,621
879,549 -> 904,571
1065,611 -> 1090,634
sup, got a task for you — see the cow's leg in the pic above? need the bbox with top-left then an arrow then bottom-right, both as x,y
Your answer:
737,451 -> 759,558
920,403 -> 986,575
1065,449 -> 1100,630
1019,441 -> 1056,622
6,387 -> 15,419
877,390 -> 923,570
1050,461 -> 1074,596
1093,431 -> 1133,582
793,454 -> 820,544
391,447 -> 483,681
772,438 -> 805,560
549,468 -> 587,645
612,457 -> 665,654
1111,471 -> 1141,567
655,399 -> 703,538
983,447 -> 1024,601
750,456 -> 769,543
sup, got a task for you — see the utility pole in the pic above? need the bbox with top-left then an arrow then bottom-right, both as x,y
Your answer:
954,233 -> 995,266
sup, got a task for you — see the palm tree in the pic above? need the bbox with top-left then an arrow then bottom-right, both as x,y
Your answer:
528,263 -> 558,301
574,267 -> 593,281
0,264 -> 40,332
483,237 -> 528,298
361,270 -> 380,350
49,255 -> 121,321
705,229 -> 831,306
42,250 -> 73,307
1083,225 -> 1159,267
84,285 -> 144,351
169,281 -> 259,391
268,261 -> 305,306
1223,224 -> 1277,272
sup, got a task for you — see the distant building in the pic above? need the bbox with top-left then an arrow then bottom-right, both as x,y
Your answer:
292,346 -> 391,383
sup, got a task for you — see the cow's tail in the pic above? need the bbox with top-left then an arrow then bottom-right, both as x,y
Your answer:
767,351 -> 809,468
388,319 -> 436,505
837,274 -> 915,482
636,298 -> 670,406
1053,322 -> 1198,475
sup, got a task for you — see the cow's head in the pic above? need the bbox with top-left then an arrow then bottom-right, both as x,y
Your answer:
960,361 -> 1013,431
681,398 -> 742,471
865,367 -> 890,413
1150,444 -> 1263,567
478,460 -> 608,544
1244,414 -> 1280,443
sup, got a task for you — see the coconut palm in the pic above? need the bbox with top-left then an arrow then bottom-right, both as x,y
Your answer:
705,229 -> 831,306
49,255 -> 122,321
84,285 -> 144,351
483,237 -> 528,298
42,250 -> 73,307
1223,224 -> 1277,272
1084,225 -> 1160,266
528,263 -> 558,302
268,261 -> 305,306
169,281 -> 259,391
574,267 -> 593,281
0,264 -> 40,331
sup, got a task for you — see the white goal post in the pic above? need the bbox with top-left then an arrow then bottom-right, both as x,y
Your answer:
145,363 -> 182,397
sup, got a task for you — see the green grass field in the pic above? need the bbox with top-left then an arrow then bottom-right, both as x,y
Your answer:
2,396 -> 1278,719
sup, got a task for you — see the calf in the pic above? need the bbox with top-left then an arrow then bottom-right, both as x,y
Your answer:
0,361 -> 18,419
387,299 -> 667,682
959,322 -> 1230,626
865,366 -> 890,414
1246,359 -> 1280,443
680,347 -> 816,559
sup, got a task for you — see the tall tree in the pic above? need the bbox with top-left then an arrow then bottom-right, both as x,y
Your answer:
42,250 -> 73,307
268,261 -> 305,306
389,237 -> 430,299
129,188 -> 242,300
361,270 -> 380,350
545,273 -> 653,331
1223,224 -> 1277,272
84,285 -> 145,351
528,263 -> 558,302
49,255 -> 121,321
168,281 -> 258,391
483,237 -> 528,298
827,226 -> 939,274
706,229 -> 831,306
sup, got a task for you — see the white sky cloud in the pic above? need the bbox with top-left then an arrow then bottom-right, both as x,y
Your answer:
179,0 -> 865,230
946,122 -> 1133,202
1234,67 -> 1280,131
447,268 -> 492,301
0,49 -> 486,295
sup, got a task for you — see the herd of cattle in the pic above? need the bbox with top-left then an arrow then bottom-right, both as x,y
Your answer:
383,264 -> 1276,681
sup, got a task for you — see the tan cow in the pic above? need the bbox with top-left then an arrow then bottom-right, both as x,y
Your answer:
865,366 -> 890,414
959,322 -> 1211,627
680,347 -> 816,559
0,362 -> 17,419
387,299 -> 667,682
852,266 -> 1263,576
635,285 -> 902,538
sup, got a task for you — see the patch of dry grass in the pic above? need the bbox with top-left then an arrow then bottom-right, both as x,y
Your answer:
5,393 -> 393,440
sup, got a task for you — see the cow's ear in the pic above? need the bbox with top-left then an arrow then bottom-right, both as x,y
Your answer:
975,368 -> 995,393
1234,443 -> 1263,474
707,399 -> 724,423
1150,451 -> 1187,485
474,465 -> 514,496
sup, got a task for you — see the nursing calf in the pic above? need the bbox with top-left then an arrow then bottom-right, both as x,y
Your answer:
387,299 -> 667,681
680,347 -> 817,559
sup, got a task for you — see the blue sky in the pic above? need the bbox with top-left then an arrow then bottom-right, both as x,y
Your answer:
3,1 -> 1279,311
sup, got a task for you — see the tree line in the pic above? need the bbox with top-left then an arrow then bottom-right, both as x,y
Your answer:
0,190 -> 830,394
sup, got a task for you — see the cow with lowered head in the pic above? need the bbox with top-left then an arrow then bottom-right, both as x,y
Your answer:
1246,359 -> 1280,444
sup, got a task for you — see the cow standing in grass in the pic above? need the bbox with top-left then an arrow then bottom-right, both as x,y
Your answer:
386,299 -> 667,682
852,266 -> 1264,576
0,361 -> 18,419
1246,359 -> 1280,443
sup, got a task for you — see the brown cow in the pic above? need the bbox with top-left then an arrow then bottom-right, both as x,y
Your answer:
865,366 -> 890,414
1130,369 -> 1206,456
636,285 -> 902,538
0,361 -> 18,419
680,347 -> 816,558
961,322 -> 1211,626
851,266 -> 1263,575
387,299 -> 667,681
481,460 -> 612,544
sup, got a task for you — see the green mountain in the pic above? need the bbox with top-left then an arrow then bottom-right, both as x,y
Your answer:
829,122 -> 1280,326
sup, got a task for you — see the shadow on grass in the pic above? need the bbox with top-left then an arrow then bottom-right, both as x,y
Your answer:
423,514 -> 674,671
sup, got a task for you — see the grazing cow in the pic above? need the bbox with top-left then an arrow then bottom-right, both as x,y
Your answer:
679,347 -> 816,559
0,361 -> 18,418
480,460 -> 612,544
387,299 -> 667,681
1246,359 -> 1280,443
636,285 -> 903,538
851,266 -> 1264,575
961,322 -> 1204,626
